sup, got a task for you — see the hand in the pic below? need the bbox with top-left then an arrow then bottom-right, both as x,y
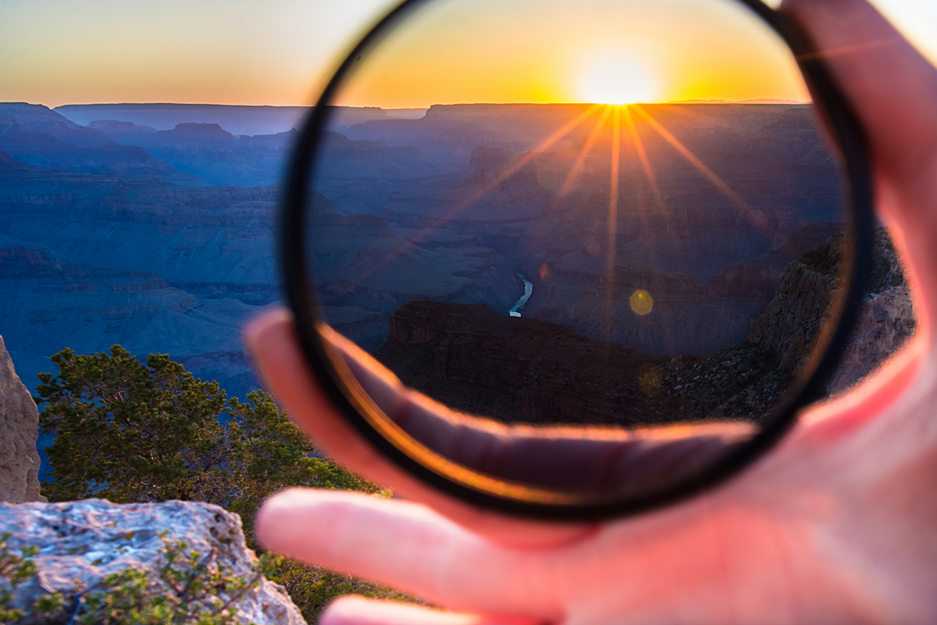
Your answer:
245,1 -> 937,622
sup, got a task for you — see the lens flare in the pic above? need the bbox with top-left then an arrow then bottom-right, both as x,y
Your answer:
630,289 -> 655,316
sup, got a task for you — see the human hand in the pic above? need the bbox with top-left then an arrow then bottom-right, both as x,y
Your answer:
245,1 -> 937,622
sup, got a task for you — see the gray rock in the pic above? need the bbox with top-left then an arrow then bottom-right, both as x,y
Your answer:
0,336 -> 43,503
747,257 -> 840,371
0,499 -> 307,625
748,230 -> 916,394
829,285 -> 915,394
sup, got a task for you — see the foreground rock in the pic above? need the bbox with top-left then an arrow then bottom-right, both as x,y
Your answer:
0,336 -> 42,503
0,499 -> 306,625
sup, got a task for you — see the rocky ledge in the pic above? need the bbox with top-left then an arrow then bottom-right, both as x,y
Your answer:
0,499 -> 306,625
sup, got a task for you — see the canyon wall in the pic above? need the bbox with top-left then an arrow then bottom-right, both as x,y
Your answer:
0,336 -> 42,503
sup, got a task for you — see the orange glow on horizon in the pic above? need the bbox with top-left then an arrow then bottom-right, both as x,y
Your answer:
2,0 -> 935,108
330,1 -> 811,109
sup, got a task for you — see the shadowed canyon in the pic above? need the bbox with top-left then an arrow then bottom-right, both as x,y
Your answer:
2,100 -> 900,435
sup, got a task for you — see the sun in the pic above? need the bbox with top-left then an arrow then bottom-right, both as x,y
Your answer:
576,51 -> 662,105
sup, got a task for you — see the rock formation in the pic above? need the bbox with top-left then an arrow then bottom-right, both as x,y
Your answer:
827,231 -> 914,393
0,499 -> 306,625
747,229 -> 914,392
0,336 -> 42,503
379,300 -> 782,425
746,242 -> 840,371
830,284 -> 915,394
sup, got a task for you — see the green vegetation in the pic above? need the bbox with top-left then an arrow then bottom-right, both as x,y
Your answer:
0,532 -> 264,625
36,345 -> 404,621
0,533 -> 48,623
73,536 -> 260,625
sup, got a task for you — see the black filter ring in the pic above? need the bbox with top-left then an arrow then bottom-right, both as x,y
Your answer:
279,0 -> 875,521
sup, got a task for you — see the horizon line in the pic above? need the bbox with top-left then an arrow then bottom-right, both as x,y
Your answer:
11,99 -> 811,110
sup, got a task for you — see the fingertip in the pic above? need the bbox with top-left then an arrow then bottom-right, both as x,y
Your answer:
321,596 -> 541,625
320,598 -> 435,625
254,487 -> 307,553
243,306 -> 294,361
318,596 -> 374,625
256,489 -> 412,563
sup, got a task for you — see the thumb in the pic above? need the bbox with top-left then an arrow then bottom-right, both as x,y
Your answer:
783,0 -> 937,179
782,0 -> 937,338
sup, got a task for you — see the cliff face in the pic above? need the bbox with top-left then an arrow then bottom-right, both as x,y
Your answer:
830,284 -> 915,393
747,243 -> 841,371
0,336 -> 42,503
828,231 -> 913,393
747,230 -> 913,391
378,301 -> 781,426
0,499 -> 306,625
380,301 -> 664,425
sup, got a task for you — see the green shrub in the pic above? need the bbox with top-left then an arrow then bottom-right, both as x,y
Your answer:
36,346 -> 405,622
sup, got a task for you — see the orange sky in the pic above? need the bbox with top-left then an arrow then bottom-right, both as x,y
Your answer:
333,0 -> 808,107
2,0 -> 935,108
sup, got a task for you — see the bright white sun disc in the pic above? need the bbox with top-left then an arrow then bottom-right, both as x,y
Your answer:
577,52 -> 661,105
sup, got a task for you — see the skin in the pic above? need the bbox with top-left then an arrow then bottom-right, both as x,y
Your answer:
244,1 -> 937,622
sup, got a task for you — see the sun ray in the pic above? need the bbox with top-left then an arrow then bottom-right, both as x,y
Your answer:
557,105 -> 613,199
633,105 -> 768,231
455,104 -> 601,214
604,106 -> 622,342
357,104 -> 601,283
623,106 -> 666,214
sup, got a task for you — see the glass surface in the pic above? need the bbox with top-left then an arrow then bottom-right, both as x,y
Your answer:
302,0 -> 848,499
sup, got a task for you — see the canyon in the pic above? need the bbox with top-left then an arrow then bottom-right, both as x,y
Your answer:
0,100 -> 912,434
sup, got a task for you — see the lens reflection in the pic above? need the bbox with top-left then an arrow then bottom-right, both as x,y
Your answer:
302,0 -> 848,501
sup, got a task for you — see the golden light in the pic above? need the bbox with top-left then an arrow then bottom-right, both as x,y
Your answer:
576,50 -> 662,105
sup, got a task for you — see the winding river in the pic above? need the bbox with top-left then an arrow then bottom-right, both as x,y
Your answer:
509,273 -> 534,318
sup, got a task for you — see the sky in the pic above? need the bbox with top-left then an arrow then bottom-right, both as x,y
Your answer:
1,0 -> 936,108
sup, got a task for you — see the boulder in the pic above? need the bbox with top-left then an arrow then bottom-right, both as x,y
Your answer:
0,499 -> 306,625
0,336 -> 43,503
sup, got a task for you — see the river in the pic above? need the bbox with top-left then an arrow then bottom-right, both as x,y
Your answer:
509,273 -> 534,318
